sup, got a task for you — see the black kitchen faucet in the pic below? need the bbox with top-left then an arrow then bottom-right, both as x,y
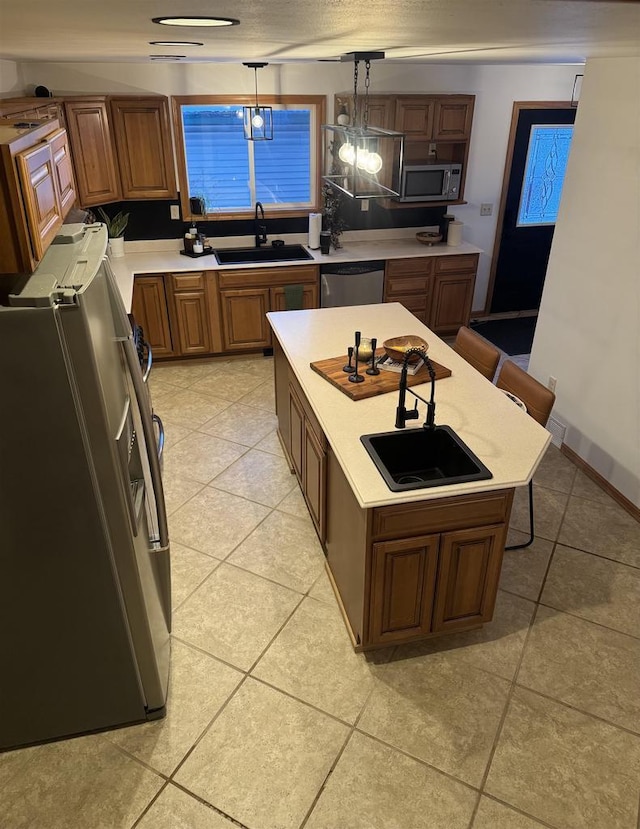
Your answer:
254,201 -> 267,247
395,347 -> 437,430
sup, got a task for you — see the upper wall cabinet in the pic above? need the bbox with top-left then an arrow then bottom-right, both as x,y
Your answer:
0,98 -> 67,129
334,93 -> 475,204
64,96 -> 176,208
0,120 -> 76,274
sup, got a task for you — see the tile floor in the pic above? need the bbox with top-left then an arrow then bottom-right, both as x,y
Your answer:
3,354 -> 640,829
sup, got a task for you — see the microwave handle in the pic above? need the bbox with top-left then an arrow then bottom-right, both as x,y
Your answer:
443,168 -> 451,196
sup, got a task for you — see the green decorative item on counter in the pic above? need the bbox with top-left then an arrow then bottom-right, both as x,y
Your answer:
97,207 -> 130,238
322,183 -> 347,250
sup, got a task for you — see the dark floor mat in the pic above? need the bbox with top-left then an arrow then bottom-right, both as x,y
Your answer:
470,316 -> 537,355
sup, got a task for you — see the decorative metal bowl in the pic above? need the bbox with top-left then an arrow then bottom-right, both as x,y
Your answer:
383,335 -> 429,363
416,231 -> 442,246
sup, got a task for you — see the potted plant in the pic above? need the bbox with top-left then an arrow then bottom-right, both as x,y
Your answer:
322,183 -> 347,250
97,207 -> 130,258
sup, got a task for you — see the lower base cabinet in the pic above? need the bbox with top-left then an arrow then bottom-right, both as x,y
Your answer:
273,339 -> 513,650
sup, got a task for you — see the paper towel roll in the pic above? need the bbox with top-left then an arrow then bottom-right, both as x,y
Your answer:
447,220 -> 463,247
308,213 -> 322,249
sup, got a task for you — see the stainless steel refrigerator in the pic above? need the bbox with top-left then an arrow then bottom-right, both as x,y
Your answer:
0,224 -> 171,751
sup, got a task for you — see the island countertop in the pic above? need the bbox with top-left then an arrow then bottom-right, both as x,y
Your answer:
267,303 -> 550,508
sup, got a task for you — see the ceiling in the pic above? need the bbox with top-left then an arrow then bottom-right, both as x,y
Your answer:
1,0 -> 639,65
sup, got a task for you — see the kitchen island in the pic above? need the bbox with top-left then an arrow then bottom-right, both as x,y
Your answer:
268,303 -> 550,650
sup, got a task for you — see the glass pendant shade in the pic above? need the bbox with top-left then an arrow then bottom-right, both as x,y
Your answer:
243,105 -> 273,140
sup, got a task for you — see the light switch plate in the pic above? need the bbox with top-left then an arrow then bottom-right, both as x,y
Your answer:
170,205 -> 180,220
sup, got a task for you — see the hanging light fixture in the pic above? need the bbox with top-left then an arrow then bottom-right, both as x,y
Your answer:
243,62 -> 273,141
322,52 -> 404,200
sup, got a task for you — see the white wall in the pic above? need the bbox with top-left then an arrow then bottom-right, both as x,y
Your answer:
18,60 -> 580,311
0,60 -> 23,95
529,57 -> 640,506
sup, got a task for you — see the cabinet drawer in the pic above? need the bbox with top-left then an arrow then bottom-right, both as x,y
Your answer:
372,489 -> 514,541
435,254 -> 478,274
385,275 -> 431,297
386,258 -> 434,278
218,265 -> 318,290
171,272 -> 205,291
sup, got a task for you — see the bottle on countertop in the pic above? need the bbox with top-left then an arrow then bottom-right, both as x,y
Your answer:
439,213 -> 455,244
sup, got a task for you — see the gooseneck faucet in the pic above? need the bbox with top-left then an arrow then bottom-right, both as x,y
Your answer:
395,347 -> 437,430
254,201 -> 267,247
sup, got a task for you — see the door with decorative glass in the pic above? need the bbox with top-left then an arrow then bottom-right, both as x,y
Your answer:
488,104 -> 576,314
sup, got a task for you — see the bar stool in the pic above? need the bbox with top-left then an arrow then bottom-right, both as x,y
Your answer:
497,359 -> 556,550
453,325 -> 501,381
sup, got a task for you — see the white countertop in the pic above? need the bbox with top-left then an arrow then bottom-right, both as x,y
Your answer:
267,303 -> 550,508
109,238 -> 481,313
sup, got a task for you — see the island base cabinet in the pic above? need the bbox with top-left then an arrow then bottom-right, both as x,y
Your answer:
432,525 -> 505,633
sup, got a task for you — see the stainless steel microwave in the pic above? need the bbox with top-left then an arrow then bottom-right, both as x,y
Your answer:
395,162 -> 462,202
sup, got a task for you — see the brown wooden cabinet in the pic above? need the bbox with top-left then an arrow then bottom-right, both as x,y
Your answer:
110,98 -> 177,200
385,254 -> 477,335
167,272 -> 212,356
0,97 -> 66,128
273,337 -> 514,650
431,254 -> 478,335
0,120 -> 75,275
217,265 -> 319,353
64,96 -> 175,208
285,373 -> 327,542
394,98 -> 436,139
64,98 -> 121,207
433,97 -> 474,141
131,275 -> 174,358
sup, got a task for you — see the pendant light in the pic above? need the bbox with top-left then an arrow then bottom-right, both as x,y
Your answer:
322,52 -> 404,200
243,62 -> 273,141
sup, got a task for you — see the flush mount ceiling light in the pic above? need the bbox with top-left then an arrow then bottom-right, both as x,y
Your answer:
152,16 -> 240,27
149,41 -> 204,46
150,55 -> 185,60
242,62 -> 273,141
322,52 -> 405,200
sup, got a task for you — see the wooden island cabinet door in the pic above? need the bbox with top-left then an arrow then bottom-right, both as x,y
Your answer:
369,534 -> 439,646
432,524 -> 505,633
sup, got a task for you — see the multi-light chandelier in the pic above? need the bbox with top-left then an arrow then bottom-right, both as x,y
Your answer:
322,52 -> 405,199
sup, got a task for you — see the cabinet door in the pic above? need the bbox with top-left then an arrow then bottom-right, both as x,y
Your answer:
432,525 -> 505,633
171,291 -> 211,356
395,98 -> 435,138
110,98 -> 177,200
131,276 -> 174,358
270,283 -> 318,312
304,419 -> 326,542
15,141 -> 63,261
430,273 -> 475,335
220,288 -> 271,350
64,100 -> 121,206
433,99 -> 474,141
48,129 -> 76,218
369,534 -> 439,645
288,385 -> 304,481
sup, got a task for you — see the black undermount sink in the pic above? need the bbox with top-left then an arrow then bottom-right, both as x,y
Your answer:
213,244 -> 314,265
360,425 -> 492,492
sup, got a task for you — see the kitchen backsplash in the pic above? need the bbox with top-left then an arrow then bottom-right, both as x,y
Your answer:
94,197 -> 446,242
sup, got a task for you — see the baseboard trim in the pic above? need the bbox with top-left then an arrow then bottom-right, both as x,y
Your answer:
561,444 -> 640,522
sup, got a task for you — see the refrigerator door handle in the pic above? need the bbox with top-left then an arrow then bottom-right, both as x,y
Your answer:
152,413 -> 165,461
142,340 -> 153,383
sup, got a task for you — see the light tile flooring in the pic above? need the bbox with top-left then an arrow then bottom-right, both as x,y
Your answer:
4,354 -> 640,829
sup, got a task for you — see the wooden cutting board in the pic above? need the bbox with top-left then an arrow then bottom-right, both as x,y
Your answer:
310,349 -> 452,401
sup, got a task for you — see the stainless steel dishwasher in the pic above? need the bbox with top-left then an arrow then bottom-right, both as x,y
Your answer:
320,260 -> 385,307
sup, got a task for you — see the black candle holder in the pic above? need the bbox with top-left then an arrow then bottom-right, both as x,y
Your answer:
348,331 -> 365,383
366,337 -> 380,376
342,346 -> 354,373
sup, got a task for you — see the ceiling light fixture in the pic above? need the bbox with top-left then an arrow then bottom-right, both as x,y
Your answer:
150,55 -> 185,61
322,52 -> 405,200
149,41 -> 204,47
242,62 -> 273,141
152,16 -> 240,27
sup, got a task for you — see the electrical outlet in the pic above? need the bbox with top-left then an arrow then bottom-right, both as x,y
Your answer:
361,199 -> 369,212
480,203 -> 493,216
428,143 -> 437,156
170,205 -> 180,220
548,376 -> 557,393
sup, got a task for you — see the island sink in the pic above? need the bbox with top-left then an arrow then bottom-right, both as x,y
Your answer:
361,425 -> 493,491
214,244 -> 314,265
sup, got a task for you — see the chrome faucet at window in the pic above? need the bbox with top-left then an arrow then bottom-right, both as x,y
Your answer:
395,347 -> 437,430
254,201 -> 267,247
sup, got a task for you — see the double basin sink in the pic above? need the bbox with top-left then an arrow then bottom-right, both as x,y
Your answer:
213,244 -> 314,266
361,426 -> 492,492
